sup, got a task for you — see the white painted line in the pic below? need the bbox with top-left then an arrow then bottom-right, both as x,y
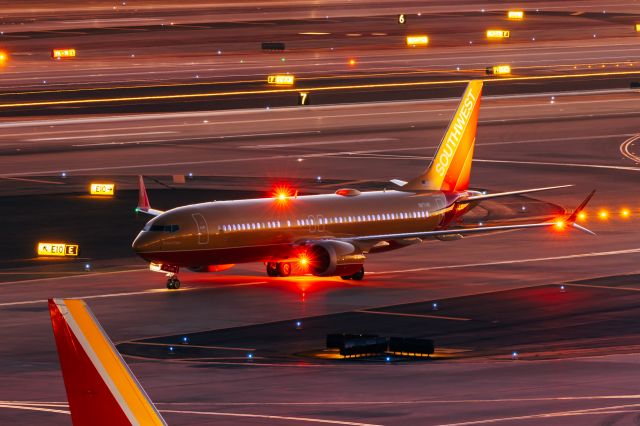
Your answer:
26,131 -> 176,142
247,137 -> 395,149
371,248 -> 640,275
159,409 -> 383,426
356,309 -> 470,321
566,283 -> 640,292
123,341 -> 256,351
0,268 -> 146,286
0,281 -> 268,306
0,403 -> 70,415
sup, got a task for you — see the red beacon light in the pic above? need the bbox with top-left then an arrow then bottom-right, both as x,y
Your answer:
272,185 -> 295,203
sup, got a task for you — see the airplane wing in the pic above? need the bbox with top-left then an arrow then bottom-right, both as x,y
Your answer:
347,190 -> 596,243
463,184 -> 574,202
136,175 -> 164,216
49,298 -> 167,426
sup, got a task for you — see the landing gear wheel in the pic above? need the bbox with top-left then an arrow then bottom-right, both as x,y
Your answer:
266,262 -> 279,277
277,262 -> 292,277
341,266 -> 364,281
351,266 -> 365,281
166,276 -> 181,290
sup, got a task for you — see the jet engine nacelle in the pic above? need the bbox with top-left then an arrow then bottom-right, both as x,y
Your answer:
307,241 -> 365,277
187,264 -> 235,273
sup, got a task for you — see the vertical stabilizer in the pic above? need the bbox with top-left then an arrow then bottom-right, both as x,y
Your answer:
48,298 -> 167,426
404,80 -> 483,192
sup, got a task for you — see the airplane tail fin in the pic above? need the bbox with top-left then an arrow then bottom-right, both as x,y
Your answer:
48,298 -> 167,426
404,80 -> 483,192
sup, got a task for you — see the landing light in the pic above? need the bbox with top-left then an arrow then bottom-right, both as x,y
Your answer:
272,185 -> 294,202
554,220 -> 565,230
298,256 -> 309,266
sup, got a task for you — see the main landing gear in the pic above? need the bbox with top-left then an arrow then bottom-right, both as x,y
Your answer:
266,262 -> 292,277
341,266 -> 365,281
166,273 -> 181,290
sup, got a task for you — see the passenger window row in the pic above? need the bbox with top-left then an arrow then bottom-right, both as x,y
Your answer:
219,210 -> 428,233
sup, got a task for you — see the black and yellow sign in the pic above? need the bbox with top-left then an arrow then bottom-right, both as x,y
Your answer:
507,10 -> 524,20
398,14 -> 406,24
37,243 -> 79,257
52,48 -> 76,59
267,74 -> 295,85
90,183 -> 115,196
406,35 -> 429,46
486,30 -> 510,39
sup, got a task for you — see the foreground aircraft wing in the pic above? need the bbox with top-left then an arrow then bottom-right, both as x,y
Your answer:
463,184 -> 574,202
49,298 -> 167,426
136,175 -> 164,216
348,190 -> 596,243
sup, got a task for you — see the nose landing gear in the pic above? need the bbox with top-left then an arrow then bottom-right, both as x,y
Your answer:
166,274 -> 181,290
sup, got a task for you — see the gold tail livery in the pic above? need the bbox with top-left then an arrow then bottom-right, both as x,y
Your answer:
132,80 -> 595,289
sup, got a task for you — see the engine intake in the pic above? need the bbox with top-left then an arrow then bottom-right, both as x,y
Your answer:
307,241 -> 365,277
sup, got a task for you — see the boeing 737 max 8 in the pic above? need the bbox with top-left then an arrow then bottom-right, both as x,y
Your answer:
132,80 -> 595,289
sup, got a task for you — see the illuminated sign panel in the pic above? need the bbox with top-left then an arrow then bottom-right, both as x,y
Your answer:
486,65 -> 511,75
636,23 -> 640,32
508,10 -> 524,20
90,183 -> 115,196
37,243 -> 79,257
486,30 -> 510,39
267,74 -> 295,85
406,35 -> 429,46
51,49 -> 76,59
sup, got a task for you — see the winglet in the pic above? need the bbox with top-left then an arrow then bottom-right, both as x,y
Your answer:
138,175 -> 151,212
136,176 -> 163,216
567,190 -> 596,235
48,298 -> 167,426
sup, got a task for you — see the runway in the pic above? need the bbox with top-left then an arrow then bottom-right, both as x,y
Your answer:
2,1 -> 640,425
2,88 -> 640,424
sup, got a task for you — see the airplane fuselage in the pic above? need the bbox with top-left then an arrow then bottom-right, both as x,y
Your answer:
132,189 -> 470,267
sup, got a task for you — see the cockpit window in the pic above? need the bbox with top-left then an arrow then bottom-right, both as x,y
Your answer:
144,224 -> 179,232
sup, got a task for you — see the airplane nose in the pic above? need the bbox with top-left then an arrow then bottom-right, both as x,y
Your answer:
132,231 -> 160,257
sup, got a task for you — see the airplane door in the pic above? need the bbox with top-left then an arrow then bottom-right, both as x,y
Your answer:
192,213 -> 209,245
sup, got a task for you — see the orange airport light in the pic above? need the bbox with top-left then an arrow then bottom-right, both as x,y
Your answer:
620,208 -> 631,218
0,50 -> 7,64
507,10 -> 524,20
486,30 -> 510,39
266,74 -> 295,86
89,182 -> 115,196
348,58 -> 357,66
577,211 -> 587,222
406,35 -> 429,46
51,48 -> 76,59
37,242 -> 79,257
598,210 -> 609,220
554,220 -> 566,231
